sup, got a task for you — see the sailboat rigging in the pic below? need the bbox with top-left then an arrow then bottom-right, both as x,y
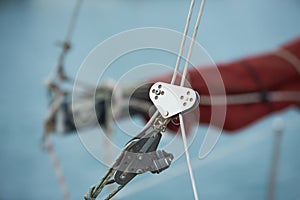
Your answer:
41,1 -> 300,200
84,0 -> 206,199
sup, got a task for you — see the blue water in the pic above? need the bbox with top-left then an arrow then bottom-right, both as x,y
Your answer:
0,0 -> 300,199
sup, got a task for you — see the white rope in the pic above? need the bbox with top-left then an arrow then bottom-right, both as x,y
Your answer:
175,1 -> 206,200
180,0 -> 206,87
171,0 -> 195,84
65,0 -> 83,43
179,114 -> 199,200
170,1 -> 206,200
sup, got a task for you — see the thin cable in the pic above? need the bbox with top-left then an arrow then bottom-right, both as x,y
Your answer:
267,118 -> 284,200
171,0 -> 195,84
176,1 -> 206,200
179,113 -> 199,200
85,0 -> 206,199
45,137 -> 70,200
44,1 -> 83,200
65,0 -> 83,43
180,0 -> 206,86
57,0 -> 83,79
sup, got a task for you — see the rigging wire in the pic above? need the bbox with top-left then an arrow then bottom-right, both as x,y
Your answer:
267,118 -> 284,200
171,0 -> 195,85
65,0 -> 83,43
44,1 -> 84,200
181,0 -> 206,198
173,6 -> 298,200
45,137 -> 71,200
180,0 -> 206,87
45,0 -> 84,138
179,114 -> 199,200
56,0 -> 83,81
171,0 -> 206,199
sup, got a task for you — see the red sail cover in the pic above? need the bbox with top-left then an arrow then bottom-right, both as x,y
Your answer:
150,37 -> 300,133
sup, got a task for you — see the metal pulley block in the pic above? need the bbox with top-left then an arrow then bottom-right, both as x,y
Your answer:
149,82 -> 200,118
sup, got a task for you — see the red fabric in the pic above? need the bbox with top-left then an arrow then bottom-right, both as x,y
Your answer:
150,37 -> 300,133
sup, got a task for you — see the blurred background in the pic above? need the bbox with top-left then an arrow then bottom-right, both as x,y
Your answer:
0,0 -> 300,199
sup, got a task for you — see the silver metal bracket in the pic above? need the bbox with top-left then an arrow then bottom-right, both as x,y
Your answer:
149,82 -> 200,118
